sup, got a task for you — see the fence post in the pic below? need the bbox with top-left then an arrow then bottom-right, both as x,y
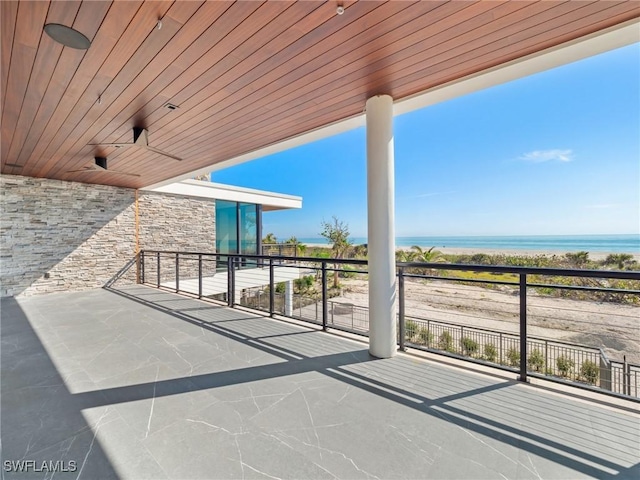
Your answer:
519,273 -> 528,382
269,258 -> 275,317
499,332 -> 503,365
157,252 -> 161,288
398,267 -> 406,351
623,356 -> 630,396
321,261 -> 328,331
175,253 -> 180,293
198,254 -> 203,299
545,340 -> 549,375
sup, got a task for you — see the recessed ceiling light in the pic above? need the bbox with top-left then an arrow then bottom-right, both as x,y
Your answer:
164,103 -> 179,110
44,24 -> 91,50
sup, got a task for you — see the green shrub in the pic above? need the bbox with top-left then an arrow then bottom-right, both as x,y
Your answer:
461,337 -> 479,357
417,328 -> 433,346
506,348 -> 520,367
580,360 -> 599,384
527,349 -> 545,372
340,269 -> 359,279
405,320 -> 419,340
275,282 -> 286,294
294,275 -> 314,293
556,356 -> 575,377
438,331 -> 455,352
484,343 -> 497,362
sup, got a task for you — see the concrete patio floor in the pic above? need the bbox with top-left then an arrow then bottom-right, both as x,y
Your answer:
2,285 -> 638,479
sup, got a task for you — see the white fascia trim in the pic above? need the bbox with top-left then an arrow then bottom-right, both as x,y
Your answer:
145,19 -> 639,190
144,179 -> 302,211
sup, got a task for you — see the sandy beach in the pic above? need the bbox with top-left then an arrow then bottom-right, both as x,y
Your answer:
302,243 -> 640,261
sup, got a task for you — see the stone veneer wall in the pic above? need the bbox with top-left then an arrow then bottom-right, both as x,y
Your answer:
0,175 -> 215,297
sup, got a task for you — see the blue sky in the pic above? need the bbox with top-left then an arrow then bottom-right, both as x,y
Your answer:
212,44 -> 640,240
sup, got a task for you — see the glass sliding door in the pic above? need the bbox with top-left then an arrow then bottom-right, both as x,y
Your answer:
216,201 -> 262,269
215,200 -> 238,255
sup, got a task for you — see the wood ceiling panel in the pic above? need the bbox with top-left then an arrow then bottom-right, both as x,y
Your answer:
1,0 -> 638,189
1,1 -> 18,108
11,2 -> 125,173
18,1 -> 146,175
5,1 -> 103,175
1,1 -> 49,167
41,0 -> 189,177
88,0 -> 324,172
114,1 -> 453,170
78,1 -> 300,168
47,1 -> 259,178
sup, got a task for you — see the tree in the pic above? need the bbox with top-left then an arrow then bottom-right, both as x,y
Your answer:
263,233 -> 277,244
410,245 -> 440,262
285,236 -> 306,256
396,249 -> 416,262
320,216 -> 351,288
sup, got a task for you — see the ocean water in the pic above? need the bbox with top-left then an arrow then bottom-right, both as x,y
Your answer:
296,234 -> 640,253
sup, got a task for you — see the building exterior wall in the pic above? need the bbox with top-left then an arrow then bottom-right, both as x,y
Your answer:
0,175 -> 215,297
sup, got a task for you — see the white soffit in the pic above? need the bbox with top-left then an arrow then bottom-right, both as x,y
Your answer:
147,19 -> 639,190
145,179 -> 302,211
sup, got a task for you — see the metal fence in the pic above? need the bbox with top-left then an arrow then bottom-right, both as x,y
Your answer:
138,250 -> 640,400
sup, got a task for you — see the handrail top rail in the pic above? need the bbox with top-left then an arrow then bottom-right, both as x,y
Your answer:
140,249 -> 640,280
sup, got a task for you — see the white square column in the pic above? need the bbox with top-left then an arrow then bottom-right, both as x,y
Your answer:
366,94 -> 397,358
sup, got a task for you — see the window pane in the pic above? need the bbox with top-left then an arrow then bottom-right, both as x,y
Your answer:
239,203 -> 257,255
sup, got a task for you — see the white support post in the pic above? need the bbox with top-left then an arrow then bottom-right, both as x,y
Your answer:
284,280 -> 293,317
366,94 -> 396,359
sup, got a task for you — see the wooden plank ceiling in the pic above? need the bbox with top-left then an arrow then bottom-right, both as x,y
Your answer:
1,1 -> 639,188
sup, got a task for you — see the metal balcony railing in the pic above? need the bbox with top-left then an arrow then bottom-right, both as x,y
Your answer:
137,250 -> 640,401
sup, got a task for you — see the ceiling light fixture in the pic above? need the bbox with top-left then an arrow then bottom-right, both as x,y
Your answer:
44,24 -> 91,50
336,3 -> 345,15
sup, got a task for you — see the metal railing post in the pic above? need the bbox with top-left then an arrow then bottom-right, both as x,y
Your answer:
157,252 -> 161,288
269,258 -> 275,317
198,254 -> 203,299
399,267 -> 406,351
519,273 -> 528,382
321,261 -> 328,331
141,251 -> 145,284
175,253 -> 180,293
227,257 -> 233,307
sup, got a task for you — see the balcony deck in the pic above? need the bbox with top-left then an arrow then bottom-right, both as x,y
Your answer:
2,285 -> 638,479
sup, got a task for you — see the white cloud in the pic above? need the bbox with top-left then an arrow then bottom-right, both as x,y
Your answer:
518,149 -> 573,163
